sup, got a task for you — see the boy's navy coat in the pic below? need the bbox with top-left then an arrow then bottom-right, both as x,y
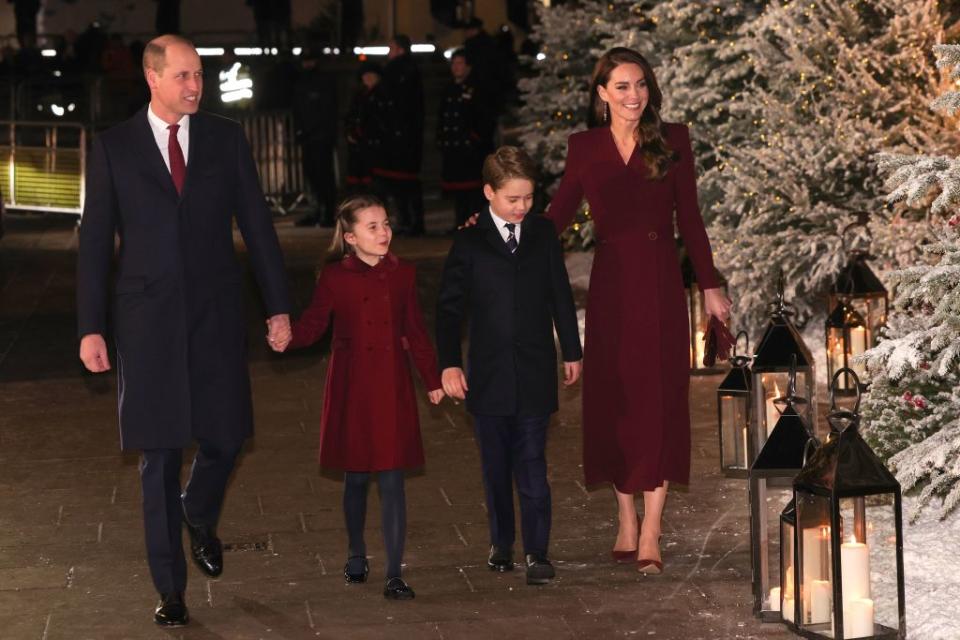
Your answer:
76,108 -> 290,451
436,209 -> 582,417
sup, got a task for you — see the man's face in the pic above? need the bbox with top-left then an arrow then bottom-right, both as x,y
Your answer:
388,41 -> 404,60
450,56 -> 470,82
147,42 -> 203,123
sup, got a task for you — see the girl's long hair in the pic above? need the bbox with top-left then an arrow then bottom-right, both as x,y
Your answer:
587,47 -> 675,179
326,193 -> 386,263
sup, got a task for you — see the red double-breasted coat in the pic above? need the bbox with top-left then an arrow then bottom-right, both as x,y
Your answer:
547,123 -> 720,493
289,253 -> 442,472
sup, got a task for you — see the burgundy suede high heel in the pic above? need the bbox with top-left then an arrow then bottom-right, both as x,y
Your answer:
636,535 -> 663,575
610,516 -> 641,564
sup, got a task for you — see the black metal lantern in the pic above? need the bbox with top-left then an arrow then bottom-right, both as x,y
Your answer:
681,250 -> 727,374
826,300 -> 869,395
717,331 -> 752,477
792,368 -> 906,639
827,214 -> 889,378
750,356 -> 814,622
752,275 -> 817,451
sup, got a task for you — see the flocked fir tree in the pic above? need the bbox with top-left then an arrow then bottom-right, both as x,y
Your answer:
708,0 -> 952,336
860,44 -> 960,519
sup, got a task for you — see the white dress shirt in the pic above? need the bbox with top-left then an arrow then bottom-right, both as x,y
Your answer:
146,105 -> 190,172
488,207 -> 522,245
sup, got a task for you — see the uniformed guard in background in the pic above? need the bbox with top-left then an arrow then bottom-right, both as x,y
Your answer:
344,61 -> 383,192
293,49 -> 338,227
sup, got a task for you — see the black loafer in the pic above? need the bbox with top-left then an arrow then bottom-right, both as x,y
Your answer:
383,577 -> 415,600
525,554 -> 555,585
344,556 -> 369,583
154,591 -> 189,626
487,545 -> 514,572
182,506 -> 223,578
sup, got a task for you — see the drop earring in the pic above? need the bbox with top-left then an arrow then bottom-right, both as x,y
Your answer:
603,101 -> 609,122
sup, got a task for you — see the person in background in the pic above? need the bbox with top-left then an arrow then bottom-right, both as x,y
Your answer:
372,34 -> 426,236
437,48 -> 494,229
343,62 -> 382,192
293,49 -> 338,227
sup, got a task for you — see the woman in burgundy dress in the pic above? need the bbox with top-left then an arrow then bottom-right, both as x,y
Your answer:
547,48 -> 731,572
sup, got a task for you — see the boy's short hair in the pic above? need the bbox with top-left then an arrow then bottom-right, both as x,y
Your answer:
482,146 -> 538,190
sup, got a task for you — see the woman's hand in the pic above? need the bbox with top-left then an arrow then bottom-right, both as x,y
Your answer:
459,213 -> 480,229
427,388 -> 445,405
703,288 -> 732,322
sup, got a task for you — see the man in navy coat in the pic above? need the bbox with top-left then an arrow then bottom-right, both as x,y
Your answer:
76,35 -> 291,626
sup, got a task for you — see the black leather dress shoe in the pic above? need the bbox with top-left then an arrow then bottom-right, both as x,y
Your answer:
487,545 -> 514,572
154,592 -> 189,626
525,554 -> 555,585
183,508 -> 223,578
383,577 -> 415,600
343,556 -> 369,583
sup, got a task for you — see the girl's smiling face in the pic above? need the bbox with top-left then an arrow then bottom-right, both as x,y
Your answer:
344,205 -> 392,265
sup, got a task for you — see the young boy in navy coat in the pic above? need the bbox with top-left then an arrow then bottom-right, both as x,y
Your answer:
436,146 -> 582,584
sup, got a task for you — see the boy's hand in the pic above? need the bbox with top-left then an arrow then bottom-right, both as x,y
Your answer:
441,367 -> 469,400
427,388 -> 444,405
563,360 -> 582,386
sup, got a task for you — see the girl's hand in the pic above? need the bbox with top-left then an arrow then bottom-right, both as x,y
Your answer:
427,388 -> 444,405
703,288 -> 732,323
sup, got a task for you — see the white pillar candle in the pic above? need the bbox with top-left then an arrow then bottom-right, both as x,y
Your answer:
801,527 -> 828,612
810,579 -> 832,624
844,597 -> 875,638
782,596 -> 795,623
784,564 -> 795,598
769,586 -> 781,612
840,540 -> 871,602
765,381 -> 781,436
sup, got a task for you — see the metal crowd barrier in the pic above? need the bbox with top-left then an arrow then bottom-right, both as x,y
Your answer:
0,120 -> 85,214
238,110 -> 306,215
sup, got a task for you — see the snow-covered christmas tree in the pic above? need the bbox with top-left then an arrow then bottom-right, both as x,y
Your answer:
708,0 -> 952,337
861,44 -> 960,518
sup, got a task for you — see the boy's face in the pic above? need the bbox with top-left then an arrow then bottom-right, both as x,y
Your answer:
484,178 -> 534,224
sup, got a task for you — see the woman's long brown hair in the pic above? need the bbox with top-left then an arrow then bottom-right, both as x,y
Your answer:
588,47 -> 675,179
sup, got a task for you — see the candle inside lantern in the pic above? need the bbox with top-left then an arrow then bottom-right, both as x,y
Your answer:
810,579 -> 832,624
844,597 -> 875,638
769,586 -> 781,612
782,596 -> 795,623
840,539 -> 871,603
849,326 -> 868,378
765,379 -> 781,436
801,526 -> 830,620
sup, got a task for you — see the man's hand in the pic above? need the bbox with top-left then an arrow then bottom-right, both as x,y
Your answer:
80,334 -> 111,372
427,388 -> 445,405
266,314 -> 292,352
441,367 -> 469,400
563,360 -> 582,386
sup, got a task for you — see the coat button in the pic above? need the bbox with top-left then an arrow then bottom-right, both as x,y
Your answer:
648,231 -> 658,240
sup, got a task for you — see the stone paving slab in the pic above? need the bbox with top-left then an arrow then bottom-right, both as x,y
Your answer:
0,215 -> 794,639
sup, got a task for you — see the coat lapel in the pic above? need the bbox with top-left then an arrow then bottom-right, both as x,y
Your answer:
135,107 -> 179,201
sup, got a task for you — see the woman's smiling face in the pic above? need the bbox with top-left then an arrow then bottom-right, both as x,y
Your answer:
597,62 -> 649,125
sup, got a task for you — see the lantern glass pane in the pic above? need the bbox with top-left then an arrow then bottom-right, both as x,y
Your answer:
689,284 -> 708,369
720,394 -> 749,471
754,478 -> 793,618
838,496 -> 900,638
851,296 -> 887,341
780,519 -> 796,623
796,491 -> 834,632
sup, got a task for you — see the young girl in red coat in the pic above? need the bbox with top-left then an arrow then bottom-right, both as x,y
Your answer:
280,193 -> 444,600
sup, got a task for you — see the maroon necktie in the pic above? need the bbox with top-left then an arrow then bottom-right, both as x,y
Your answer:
167,123 -> 185,195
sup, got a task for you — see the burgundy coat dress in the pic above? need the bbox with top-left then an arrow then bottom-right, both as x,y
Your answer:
547,123 -> 720,493
289,253 -> 442,472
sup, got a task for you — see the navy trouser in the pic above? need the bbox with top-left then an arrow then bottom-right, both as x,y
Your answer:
472,414 -> 552,555
140,438 -> 240,594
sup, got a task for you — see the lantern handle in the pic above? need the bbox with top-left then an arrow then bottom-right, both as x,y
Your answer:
733,330 -> 749,358
769,271 -> 798,319
829,367 -> 863,415
773,353 -> 808,411
731,331 -> 751,368
801,436 -> 820,468
840,212 -> 873,256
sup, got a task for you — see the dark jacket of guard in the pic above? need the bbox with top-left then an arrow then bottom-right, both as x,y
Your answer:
372,53 -> 425,179
436,210 -> 582,417
76,108 -> 290,451
437,75 -> 494,192
344,85 -> 382,185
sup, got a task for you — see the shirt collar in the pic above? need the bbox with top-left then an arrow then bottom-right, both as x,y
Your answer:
488,207 -> 517,230
147,104 -> 190,138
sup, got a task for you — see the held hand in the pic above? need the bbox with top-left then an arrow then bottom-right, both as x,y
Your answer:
266,314 -> 292,352
703,288 -> 732,323
79,334 -> 112,373
563,360 -> 582,386
427,388 -> 445,405
441,367 -> 469,400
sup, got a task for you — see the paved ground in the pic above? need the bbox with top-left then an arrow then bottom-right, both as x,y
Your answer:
0,212 -> 796,639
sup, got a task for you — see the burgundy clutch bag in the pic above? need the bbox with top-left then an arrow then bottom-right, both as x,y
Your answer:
703,315 -> 736,367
